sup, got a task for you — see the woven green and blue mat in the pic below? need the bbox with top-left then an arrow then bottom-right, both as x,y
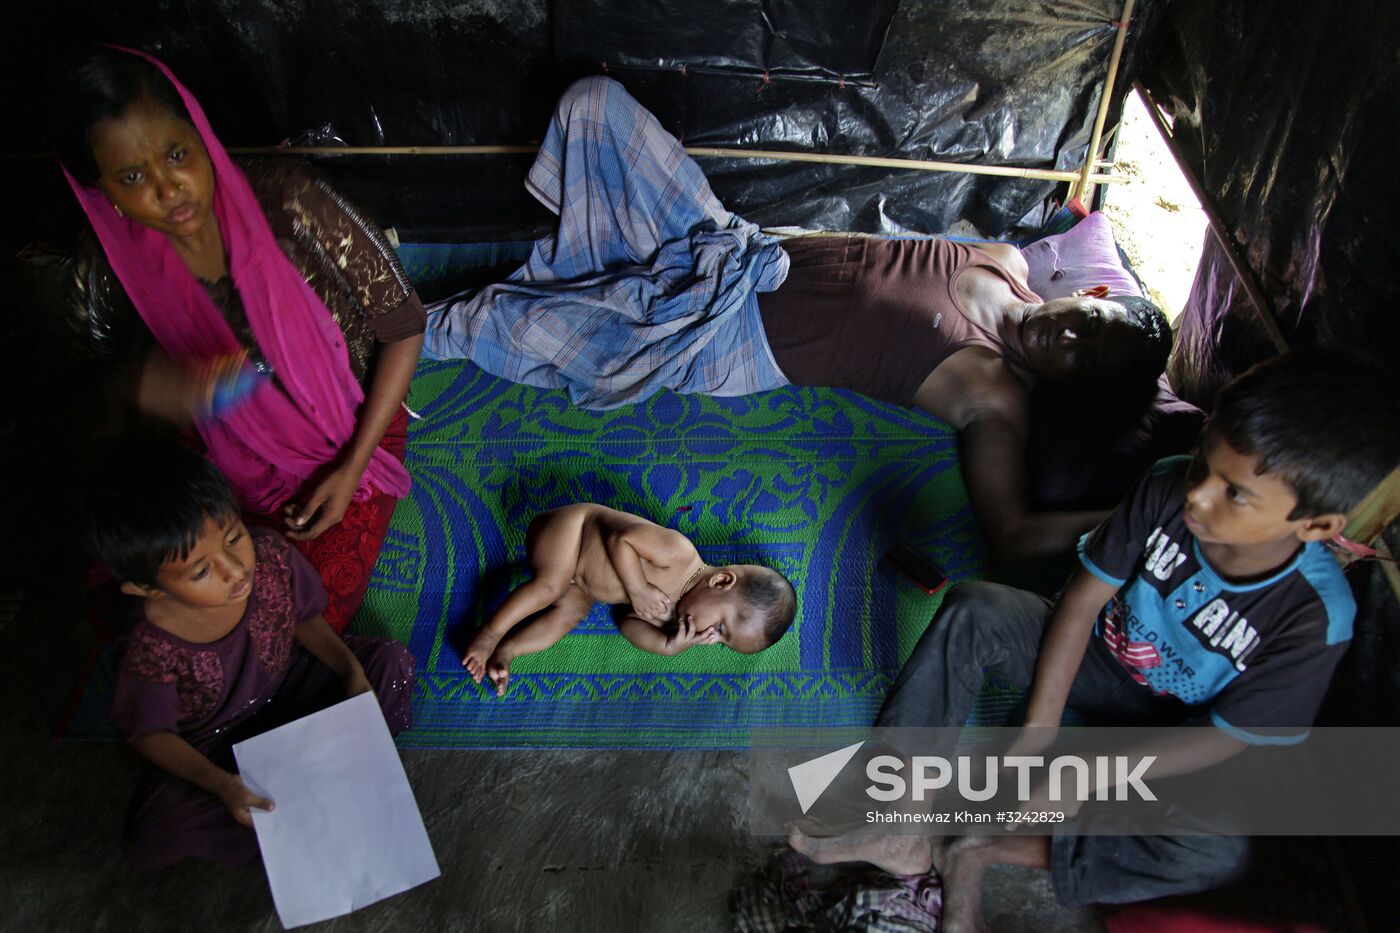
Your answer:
359,361 -> 988,747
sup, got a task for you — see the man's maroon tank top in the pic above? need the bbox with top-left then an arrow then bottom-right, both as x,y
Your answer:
757,235 -> 1041,406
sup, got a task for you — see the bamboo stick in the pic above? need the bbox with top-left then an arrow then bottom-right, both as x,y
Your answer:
1345,463 -> 1400,547
1134,81 -> 1290,353
225,144 -> 1119,184
1074,0 -> 1137,203
226,145 -> 542,156
682,146 -> 1117,183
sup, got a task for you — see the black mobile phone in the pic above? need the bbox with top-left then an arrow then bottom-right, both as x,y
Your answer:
884,542 -> 950,596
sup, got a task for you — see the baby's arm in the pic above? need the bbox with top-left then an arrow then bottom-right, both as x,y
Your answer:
129,731 -> 274,827
603,518 -> 696,622
295,614 -> 372,697
619,614 -> 718,656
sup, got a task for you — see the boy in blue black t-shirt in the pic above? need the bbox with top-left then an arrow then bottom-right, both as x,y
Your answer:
791,351 -> 1400,926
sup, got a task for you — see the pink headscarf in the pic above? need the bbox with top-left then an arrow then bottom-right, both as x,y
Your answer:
62,48 -> 410,512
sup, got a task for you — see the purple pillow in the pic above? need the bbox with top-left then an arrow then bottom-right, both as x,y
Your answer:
1020,211 -> 1144,301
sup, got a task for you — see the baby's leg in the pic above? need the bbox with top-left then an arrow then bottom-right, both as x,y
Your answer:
463,509 -> 586,682
485,584 -> 594,697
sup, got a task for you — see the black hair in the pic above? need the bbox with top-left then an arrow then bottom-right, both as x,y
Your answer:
82,437 -> 240,587
1208,350 -> 1400,518
1106,295 -> 1173,380
1052,294 -> 1172,393
1035,295 -> 1174,432
52,48 -> 192,184
737,565 -> 798,650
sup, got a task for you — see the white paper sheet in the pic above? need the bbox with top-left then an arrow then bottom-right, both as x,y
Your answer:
233,692 -> 439,928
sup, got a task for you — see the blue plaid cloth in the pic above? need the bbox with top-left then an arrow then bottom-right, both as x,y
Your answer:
423,77 -> 790,409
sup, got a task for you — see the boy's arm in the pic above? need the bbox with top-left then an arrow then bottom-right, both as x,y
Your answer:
1011,568 -> 1120,751
130,731 -> 274,827
1103,729 -> 1248,784
604,521 -> 694,622
294,615 -> 372,697
618,614 -> 718,656
1013,728 -> 1247,825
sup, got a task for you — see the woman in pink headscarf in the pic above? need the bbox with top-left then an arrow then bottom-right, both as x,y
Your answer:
58,48 -> 422,632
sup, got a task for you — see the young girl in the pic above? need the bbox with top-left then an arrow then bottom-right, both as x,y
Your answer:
58,47 -> 424,632
85,439 -> 415,869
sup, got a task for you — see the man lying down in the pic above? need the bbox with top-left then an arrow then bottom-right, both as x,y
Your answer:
423,77 -> 1171,562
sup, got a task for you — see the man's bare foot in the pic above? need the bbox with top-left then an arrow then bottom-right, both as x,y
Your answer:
484,648 -> 515,697
787,825 -> 935,876
462,627 -> 504,683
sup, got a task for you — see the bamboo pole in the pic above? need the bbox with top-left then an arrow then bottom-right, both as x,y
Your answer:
1134,81 -> 1290,353
682,147 -> 1117,183
226,145 -> 542,156
225,144 -> 1119,184
1345,463 -> 1400,547
1338,463 -> 1400,605
1074,0 -> 1138,204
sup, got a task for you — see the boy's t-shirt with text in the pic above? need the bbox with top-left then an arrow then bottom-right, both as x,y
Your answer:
1077,457 -> 1353,744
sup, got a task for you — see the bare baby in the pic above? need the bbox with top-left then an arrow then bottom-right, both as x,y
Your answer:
462,504 -> 796,695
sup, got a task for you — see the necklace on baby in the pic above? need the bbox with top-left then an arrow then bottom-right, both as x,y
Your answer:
678,563 -> 709,599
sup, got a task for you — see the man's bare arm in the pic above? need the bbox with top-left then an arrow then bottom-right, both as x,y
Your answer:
959,413 -> 1111,560
937,362 -> 1110,561
971,242 -> 1030,282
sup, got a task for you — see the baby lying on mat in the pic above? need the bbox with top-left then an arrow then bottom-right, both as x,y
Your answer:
463,503 -> 797,696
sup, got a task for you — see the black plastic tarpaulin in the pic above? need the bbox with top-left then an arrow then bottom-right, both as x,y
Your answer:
1143,0 -> 1400,406
5,0 -> 1156,245
554,0 -> 900,85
